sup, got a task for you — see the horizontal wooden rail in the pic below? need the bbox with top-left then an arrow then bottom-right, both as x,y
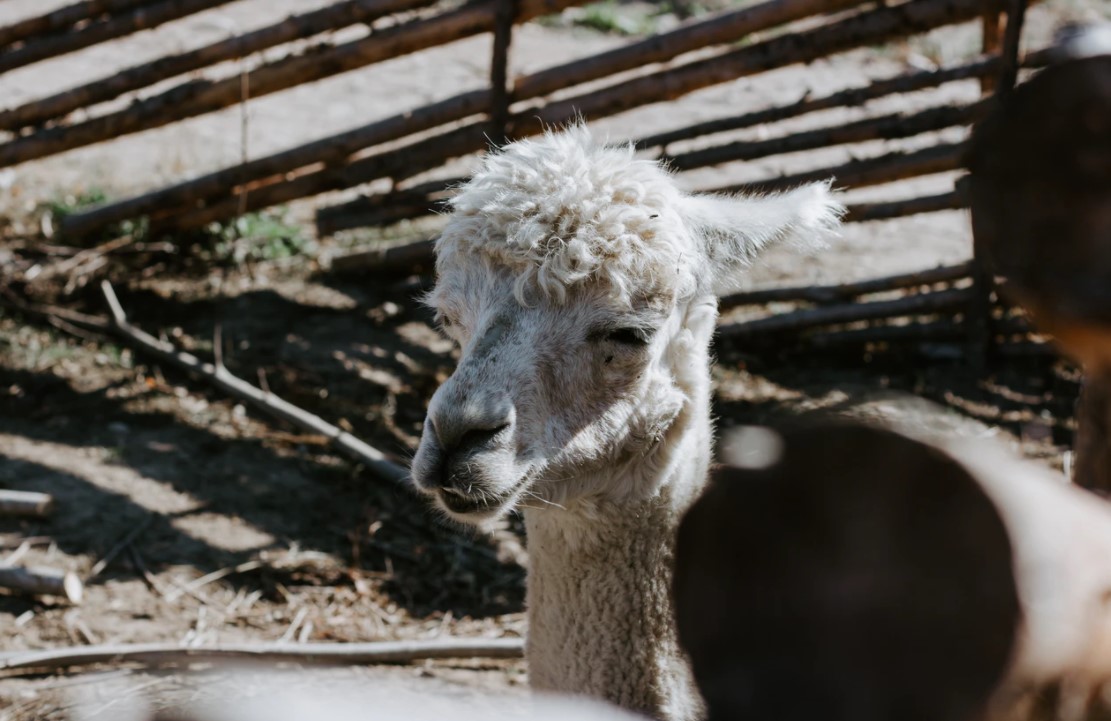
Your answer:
511,0 -> 870,100
0,0 -> 584,170
844,190 -> 964,222
718,286 -> 974,338
62,0 -> 1001,238
510,0 -> 1008,135
59,0 -> 862,237
716,140 -> 967,195
638,55 -> 1000,151
665,100 -> 984,171
0,0 -> 440,132
720,261 -> 973,308
0,0 -> 235,75
0,0 -> 152,50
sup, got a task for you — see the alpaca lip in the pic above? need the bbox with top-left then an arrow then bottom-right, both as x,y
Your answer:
437,476 -> 527,516
438,487 -> 502,515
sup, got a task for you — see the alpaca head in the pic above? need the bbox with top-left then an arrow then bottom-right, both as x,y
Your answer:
411,125 -> 842,523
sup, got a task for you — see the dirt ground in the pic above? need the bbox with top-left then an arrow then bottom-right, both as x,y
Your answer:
0,0 -> 1108,718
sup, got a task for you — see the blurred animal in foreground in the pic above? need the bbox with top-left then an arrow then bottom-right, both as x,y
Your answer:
674,422 -> 1111,721
967,34 -> 1111,492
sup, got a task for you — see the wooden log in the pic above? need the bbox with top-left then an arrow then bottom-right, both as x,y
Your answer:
665,101 -> 986,171
636,55 -> 1002,152
675,421 -> 1111,721
0,490 -> 54,518
0,0 -> 152,50
0,0 -> 439,132
63,0 -> 999,237
0,566 -> 83,603
713,140 -> 967,196
843,190 -> 964,222
511,0 -> 871,101
720,261 -> 972,308
316,177 -> 458,235
0,0 -> 236,75
718,286 -> 974,339
0,0 -> 585,170
509,0 -> 1010,136
328,239 -> 436,276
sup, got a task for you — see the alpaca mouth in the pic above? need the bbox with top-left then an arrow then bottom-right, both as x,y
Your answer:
436,475 -> 529,517
439,487 -> 503,515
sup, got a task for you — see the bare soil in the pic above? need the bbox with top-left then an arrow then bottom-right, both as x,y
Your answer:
0,0 -> 1108,717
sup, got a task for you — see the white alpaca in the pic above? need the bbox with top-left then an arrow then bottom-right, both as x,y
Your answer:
410,125 -> 843,721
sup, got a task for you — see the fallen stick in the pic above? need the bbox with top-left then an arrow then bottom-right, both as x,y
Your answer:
0,0 -> 438,132
98,281 -> 409,486
0,0 -> 236,75
0,566 -> 83,603
0,637 -> 524,676
718,286 -> 974,339
720,261 -> 972,308
0,490 -> 55,518
87,515 -> 154,580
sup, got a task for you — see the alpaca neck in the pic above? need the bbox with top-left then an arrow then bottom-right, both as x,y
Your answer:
523,416 -> 709,721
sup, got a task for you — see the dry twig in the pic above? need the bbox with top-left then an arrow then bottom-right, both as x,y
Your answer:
98,281 -> 409,485
0,566 -> 83,603
0,490 -> 55,518
0,637 -> 524,676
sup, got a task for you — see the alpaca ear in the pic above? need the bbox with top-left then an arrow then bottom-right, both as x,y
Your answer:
680,181 -> 845,297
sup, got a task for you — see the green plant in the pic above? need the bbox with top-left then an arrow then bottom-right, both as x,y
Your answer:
575,1 -> 652,35
45,188 -> 109,221
208,209 -> 312,266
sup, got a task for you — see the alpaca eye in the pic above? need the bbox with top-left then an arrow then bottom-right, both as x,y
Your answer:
605,327 -> 649,346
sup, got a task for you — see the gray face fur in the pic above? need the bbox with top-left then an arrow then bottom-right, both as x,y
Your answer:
409,127 -> 843,524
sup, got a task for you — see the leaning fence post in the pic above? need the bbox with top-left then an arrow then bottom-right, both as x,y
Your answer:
966,0 -> 1027,372
489,0 -> 518,146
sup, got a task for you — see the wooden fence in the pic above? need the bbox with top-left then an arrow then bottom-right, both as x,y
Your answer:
0,0 -> 1045,365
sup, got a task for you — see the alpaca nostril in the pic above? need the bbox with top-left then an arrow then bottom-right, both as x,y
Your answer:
455,422 -> 511,455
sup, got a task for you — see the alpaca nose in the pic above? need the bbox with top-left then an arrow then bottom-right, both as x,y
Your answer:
427,401 -> 514,487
